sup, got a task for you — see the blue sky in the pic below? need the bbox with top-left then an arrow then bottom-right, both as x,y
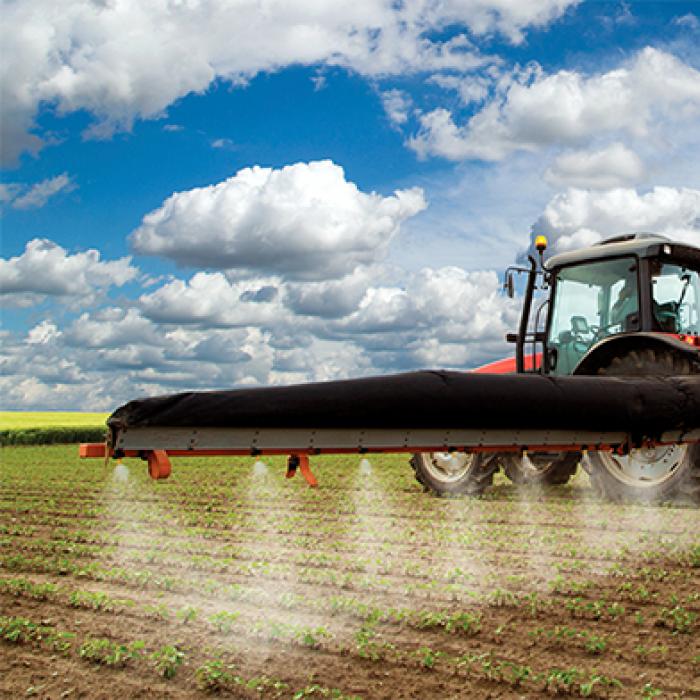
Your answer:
2,0 -> 700,409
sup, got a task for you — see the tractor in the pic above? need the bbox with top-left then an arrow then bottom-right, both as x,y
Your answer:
411,233 -> 700,502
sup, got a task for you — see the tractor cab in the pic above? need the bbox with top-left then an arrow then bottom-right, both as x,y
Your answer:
542,234 -> 700,375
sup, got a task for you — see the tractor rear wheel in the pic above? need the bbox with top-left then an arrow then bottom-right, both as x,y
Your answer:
503,451 -> 579,486
410,452 -> 497,497
583,348 -> 700,504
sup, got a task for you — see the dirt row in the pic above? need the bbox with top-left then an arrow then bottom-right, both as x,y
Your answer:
2,450 -> 699,698
2,577 -> 697,699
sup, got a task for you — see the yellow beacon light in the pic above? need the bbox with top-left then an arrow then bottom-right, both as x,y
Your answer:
535,235 -> 548,253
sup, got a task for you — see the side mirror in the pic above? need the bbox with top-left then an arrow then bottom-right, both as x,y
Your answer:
505,272 -> 515,298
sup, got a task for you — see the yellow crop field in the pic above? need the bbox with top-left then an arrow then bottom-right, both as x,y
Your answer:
0,412 -> 109,430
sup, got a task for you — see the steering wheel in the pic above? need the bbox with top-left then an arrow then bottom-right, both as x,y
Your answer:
590,323 -> 619,343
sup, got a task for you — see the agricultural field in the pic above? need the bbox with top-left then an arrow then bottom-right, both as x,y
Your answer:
1,445 -> 699,699
0,413 -> 109,430
0,412 -> 109,447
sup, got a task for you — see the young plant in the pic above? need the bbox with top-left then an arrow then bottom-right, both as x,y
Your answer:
297,626 -> 331,649
176,605 -> 198,624
658,605 -> 697,634
583,633 -> 608,655
208,610 -> 240,634
150,645 -> 185,678
640,682 -> 662,699
417,646 -> 441,669
79,638 -> 144,667
195,660 -> 239,692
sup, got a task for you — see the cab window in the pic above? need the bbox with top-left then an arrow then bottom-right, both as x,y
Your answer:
651,263 -> 700,335
547,257 -> 638,375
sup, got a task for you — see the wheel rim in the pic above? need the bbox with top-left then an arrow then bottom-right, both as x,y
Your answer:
423,452 -> 475,483
597,444 -> 687,487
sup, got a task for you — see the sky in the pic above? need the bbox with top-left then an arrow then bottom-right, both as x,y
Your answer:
1,0 -> 700,411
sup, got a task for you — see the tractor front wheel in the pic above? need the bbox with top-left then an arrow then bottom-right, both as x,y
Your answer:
583,348 -> 700,504
410,452 -> 497,497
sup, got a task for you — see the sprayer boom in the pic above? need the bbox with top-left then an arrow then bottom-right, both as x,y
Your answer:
80,371 -> 700,484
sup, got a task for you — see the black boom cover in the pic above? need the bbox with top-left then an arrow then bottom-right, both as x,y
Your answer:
108,370 -> 699,440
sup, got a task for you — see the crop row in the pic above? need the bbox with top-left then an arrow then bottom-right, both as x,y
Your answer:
2,555 -> 697,655
2,605 -> 666,699
0,531 -> 655,593
0,614 -> 359,699
2,508 -> 696,581
3,530 -> 698,621
2,488 -> 694,544
5,566 -> 699,698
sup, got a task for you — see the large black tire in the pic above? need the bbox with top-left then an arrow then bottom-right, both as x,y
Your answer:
583,348 -> 700,504
503,451 -> 580,486
410,452 -> 497,497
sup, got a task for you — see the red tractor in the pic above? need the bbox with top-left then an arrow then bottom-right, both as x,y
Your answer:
411,233 -> 700,502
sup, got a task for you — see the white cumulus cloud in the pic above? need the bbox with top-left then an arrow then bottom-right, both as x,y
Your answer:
544,143 -> 646,189
0,239 -> 138,302
410,47 -> 700,161
285,266 -> 382,318
381,89 -> 413,125
63,308 -> 161,349
26,320 -> 62,345
130,160 -> 427,279
534,186 -> 700,253
139,272 -> 287,327
336,267 -> 518,342
0,0 -> 580,165
0,255 -> 523,409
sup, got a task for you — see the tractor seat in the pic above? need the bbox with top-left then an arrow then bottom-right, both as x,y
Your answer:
653,302 -> 680,333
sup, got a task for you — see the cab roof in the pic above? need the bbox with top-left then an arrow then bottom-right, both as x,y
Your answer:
546,233 -> 700,270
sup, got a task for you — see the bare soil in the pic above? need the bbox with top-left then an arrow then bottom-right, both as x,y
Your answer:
1,447 -> 699,699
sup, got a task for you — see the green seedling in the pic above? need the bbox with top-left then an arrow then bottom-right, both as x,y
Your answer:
658,605 -> 697,634
150,645 -> 185,678
208,610 -> 240,634
417,646 -> 441,669
79,638 -> 144,667
641,683 -> 662,699
195,660 -> 239,692
176,605 -> 198,624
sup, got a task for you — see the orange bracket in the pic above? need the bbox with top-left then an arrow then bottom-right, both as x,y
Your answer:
79,443 -> 107,458
286,454 -> 318,487
146,450 -> 172,480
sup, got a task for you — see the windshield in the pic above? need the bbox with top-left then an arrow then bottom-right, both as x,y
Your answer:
547,257 -> 639,375
651,262 -> 700,335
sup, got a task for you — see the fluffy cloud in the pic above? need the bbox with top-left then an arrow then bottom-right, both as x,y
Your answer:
427,72 -> 492,105
139,272 -> 288,327
0,0 -> 580,164
284,266 -> 382,318
0,239 -> 137,303
130,160 -> 427,279
381,89 -> 412,125
410,47 -> 700,161
544,143 -> 646,189
673,13 -> 699,30
64,308 -> 162,349
534,186 -> 700,253
2,174 -> 76,210
335,267 -> 518,342
26,320 -> 62,345
1,251 -> 523,409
